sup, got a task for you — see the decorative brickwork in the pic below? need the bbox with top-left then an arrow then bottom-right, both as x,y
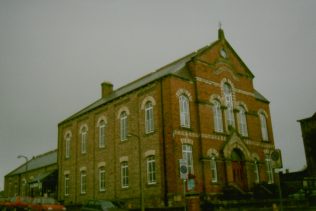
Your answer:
57,29 -> 277,209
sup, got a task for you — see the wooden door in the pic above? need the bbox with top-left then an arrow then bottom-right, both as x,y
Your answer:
232,160 -> 247,190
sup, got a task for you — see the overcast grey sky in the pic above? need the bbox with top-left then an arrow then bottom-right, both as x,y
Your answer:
1,0 -> 316,191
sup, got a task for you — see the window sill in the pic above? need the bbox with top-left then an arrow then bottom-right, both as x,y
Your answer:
147,182 -> 157,186
180,126 -> 193,131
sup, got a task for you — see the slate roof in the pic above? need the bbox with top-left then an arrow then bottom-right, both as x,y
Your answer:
7,150 -> 57,176
59,31 -> 269,124
254,89 -> 270,103
59,49 -> 201,125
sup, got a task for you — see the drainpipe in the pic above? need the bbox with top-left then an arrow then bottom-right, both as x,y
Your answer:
160,78 -> 169,207
192,63 -> 207,200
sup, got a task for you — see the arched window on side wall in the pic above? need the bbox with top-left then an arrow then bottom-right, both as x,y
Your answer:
210,155 -> 218,183
212,100 -> 223,132
120,111 -> 128,141
80,127 -> 88,154
259,113 -> 268,141
99,120 -> 106,148
145,101 -> 154,133
179,95 -> 190,128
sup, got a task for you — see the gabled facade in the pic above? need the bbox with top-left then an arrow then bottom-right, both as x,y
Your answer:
57,29 -> 276,209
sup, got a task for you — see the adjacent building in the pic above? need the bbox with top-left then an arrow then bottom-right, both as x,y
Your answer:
57,29 -> 277,209
4,150 -> 57,198
298,113 -> 316,177
298,113 -> 316,192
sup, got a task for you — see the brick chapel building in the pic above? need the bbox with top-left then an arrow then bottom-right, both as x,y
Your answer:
57,29 -> 277,209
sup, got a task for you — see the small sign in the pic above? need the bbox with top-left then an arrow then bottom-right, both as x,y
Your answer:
179,159 -> 188,180
271,149 -> 283,169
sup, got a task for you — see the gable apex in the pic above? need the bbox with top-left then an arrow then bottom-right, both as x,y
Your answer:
192,29 -> 255,80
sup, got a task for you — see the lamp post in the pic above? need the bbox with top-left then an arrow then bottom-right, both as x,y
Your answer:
128,133 -> 145,211
17,155 -> 29,196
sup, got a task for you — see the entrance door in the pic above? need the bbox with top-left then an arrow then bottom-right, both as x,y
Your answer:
231,149 -> 247,190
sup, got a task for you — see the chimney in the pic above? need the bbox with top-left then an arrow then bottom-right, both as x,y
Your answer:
101,81 -> 113,98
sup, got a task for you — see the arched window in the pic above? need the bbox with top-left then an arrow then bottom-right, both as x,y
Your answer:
254,159 -> 260,184
99,166 -> 105,191
121,161 -> 129,188
210,155 -> 218,183
265,154 -> 274,184
64,174 -> 70,196
120,111 -> 128,141
65,133 -> 71,158
259,113 -> 268,141
238,106 -> 248,137
179,95 -> 190,128
182,144 -> 194,174
147,155 -> 156,184
80,170 -> 87,194
145,101 -> 154,133
223,83 -> 235,128
80,127 -> 88,154
99,120 -> 106,148
212,100 -> 223,132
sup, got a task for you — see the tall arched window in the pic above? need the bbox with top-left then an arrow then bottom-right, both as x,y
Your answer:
182,144 -> 194,174
99,166 -> 105,191
259,113 -> 268,141
80,127 -> 88,154
210,155 -> 218,183
265,154 -> 274,184
147,155 -> 156,184
64,174 -> 70,196
212,100 -> 223,132
145,101 -> 154,133
254,159 -> 260,184
179,95 -> 190,128
65,133 -> 71,158
120,111 -> 128,141
99,120 -> 106,148
80,170 -> 87,194
223,83 -> 235,128
238,106 -> 248,137
121,161 -> 129,188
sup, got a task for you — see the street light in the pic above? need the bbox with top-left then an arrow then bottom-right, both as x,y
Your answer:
128,133 -> 145,211
17,155 -> 29,196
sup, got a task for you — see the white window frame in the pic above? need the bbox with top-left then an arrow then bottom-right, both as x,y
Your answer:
210,156 -> 218,183
120,112 -> 128,141
265,154 -> 274,184
254,160 -> 260,184
80,171 -> 87,194
99,167 -> 105,192
121,161 -> 129,188
145,101 -> 154,134
224,83 -> 235,128
81,127 -> 87,154
99,120 -> 106,148
64,174 -> 70,196
260,113 -> 269,141
179,95 -> 190,128
147,155 -> 156,184
213,100 -> 223,132
238,106 -> 248,137
65,135 -> 71,159
182,144 -> 194,174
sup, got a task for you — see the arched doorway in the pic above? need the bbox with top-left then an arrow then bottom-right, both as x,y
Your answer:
231,149 -> 247,190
